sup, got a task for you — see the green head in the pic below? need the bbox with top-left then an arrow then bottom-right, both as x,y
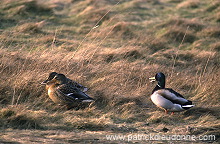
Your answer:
149,72 -> 166,88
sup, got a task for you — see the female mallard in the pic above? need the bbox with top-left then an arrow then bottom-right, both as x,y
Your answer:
149,72 -> 194,114
45,73 -> 94,109
41,72 -> 88,92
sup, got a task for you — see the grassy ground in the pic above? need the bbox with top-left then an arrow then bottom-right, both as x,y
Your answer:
0,0 -> 219,143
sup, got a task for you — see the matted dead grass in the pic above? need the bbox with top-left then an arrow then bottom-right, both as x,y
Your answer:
0,0 -> 219,143
177,0 -> 200,9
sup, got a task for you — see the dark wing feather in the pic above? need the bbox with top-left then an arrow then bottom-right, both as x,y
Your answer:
68,88 -> 93,101
67,78 -> 88,92
57,84 -> 93,101
165,88 -> 185,98
54,88 -> 76,103
165,88 -> 192,105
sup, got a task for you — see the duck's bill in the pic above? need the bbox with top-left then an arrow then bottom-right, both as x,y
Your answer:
149,77 -> 156,82
41,80 -> 49,85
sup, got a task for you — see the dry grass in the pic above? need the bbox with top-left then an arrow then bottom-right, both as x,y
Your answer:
158,18 -> 204,32
160,26 -> 196,43
177,0 -> 200,9
211,42 -> 220,52
206,1 -> 220,12
199,27 -> 220,38
0,0 -> 219,143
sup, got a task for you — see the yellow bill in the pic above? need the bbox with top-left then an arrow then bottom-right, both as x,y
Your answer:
149,76 -> 156,82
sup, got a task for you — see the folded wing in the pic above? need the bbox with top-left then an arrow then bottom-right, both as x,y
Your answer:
56,84 -> 94,103
156,89 -> 191,105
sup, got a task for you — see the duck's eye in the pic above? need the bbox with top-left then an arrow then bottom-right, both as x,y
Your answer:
48,76 -> 54,80
54,76 -> 59,80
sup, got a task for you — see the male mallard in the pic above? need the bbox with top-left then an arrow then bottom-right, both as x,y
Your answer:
41,72 -> 88,92
45,73 -> 94,109
149,72 -> 194,114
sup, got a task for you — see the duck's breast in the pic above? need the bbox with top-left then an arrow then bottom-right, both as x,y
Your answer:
48,87 -> 62,104
151,91 -> 174,110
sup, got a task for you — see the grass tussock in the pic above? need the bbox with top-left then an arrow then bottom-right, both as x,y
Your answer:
214,12 -> 220,22
160,27 -> 196,43
93,22 -> 137,40
17,22 -> 43,33
0,107 -> 42,129
0,0 -> 219,143
158,18 -> 204,32
76,7 -> 110,25
206,1 -> 220,12
199,27 -> 220,38
210,42 -> 220,52
177,0 -> 200,9
111,22 -> 136,39
1,0 -> 53,17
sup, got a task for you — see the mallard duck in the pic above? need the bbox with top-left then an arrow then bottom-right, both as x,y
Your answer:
149,72 -> 194,114
45,73 -> 94,109
41,72 -> 88,92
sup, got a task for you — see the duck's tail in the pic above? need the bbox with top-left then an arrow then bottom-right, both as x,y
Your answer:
82,97 -> 94,103
184,100 -> 192,105
182,105 -> 194,110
